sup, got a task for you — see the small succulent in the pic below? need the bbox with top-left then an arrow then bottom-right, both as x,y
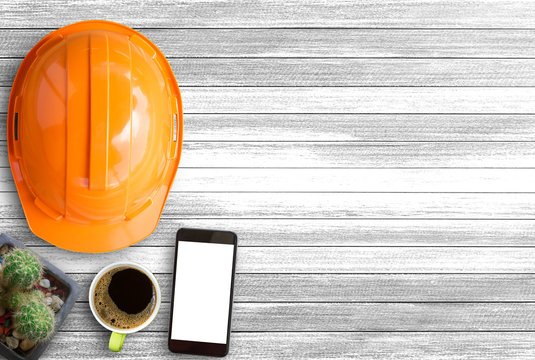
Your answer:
4,291 -> 26,311
2,249 -> 42,289
15,302 -> 55,342
4,290 -> 44,311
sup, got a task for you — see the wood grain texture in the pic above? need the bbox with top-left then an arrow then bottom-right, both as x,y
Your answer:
169,114 -> 535,141
181,87 -> 535,113
2,1 -> 535,358
5,114 -> 535,141
159,193 -> 535,219
5,58 -> 535,86
171,169 -> 535,192
3,218 -> 535,247
24,246 -> 535,274
2,87 -> 535,114
61,302 -> 535,331
3,0 -> 535,28
161,141 -> 535,168
3,168 -> 535,192
71,273 -> 535,302
3,29 -> 535,58
1,142 -> 534,168
40,332 -> 535,359
0,192 -> 534,219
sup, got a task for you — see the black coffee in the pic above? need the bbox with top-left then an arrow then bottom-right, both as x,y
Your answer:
108,268 -> 153,314
93,266 -> 156,330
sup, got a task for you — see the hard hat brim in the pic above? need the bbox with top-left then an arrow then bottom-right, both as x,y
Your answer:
19,181 -> 172,253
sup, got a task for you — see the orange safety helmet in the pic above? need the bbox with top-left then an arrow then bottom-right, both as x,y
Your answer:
7,20 -> 183,253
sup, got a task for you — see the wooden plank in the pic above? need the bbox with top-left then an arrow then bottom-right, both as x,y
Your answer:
178,87 -> 535,114
42,332 -> 535,360
1,192 -> 535,219
24,246 -> 535,273
3,218 -> 535,247
5,58 -> 535,86
2,1 -> 535,28
162,193 -> 535,219
127,58 -> 535,87
2,142 -> 535,168
3,192 -> 535,219
159,142 -> 535,168
62,302 -> 535,331
3,168 -> 535,192
174,114 -> 535,141
171,169 -> 535,192
3,87 -> 535,114
131,141 -> 535,168
2,114 -> 534,141
4,29 -> 535,58
71,273 -> 535,303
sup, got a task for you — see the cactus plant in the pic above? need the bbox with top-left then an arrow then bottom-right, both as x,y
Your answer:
4,291 -> 26,311
4,290 -> 44,311
1,249 -> 42,289
15,302 -> 55,342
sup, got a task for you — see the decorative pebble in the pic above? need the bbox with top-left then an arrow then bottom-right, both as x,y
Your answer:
0,306 -> 5,317
44,297 -> 53,306
51,295 -> 64,312
19,338 -> 35,352
39,279 -> 51,288
12,330 -> 23,340
5,336 -> 18,349
0,245 -> 9,255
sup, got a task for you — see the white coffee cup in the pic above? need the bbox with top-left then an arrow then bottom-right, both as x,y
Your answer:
89,262 -> 161,352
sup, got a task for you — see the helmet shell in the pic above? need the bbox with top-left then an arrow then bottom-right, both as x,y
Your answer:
7,21 -> 183,252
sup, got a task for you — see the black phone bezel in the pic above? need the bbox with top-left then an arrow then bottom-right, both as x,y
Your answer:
168,228 -> 238,357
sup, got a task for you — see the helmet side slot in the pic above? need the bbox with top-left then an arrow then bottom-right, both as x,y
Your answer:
168,96 -> 181,159
173,113 -> 178,142
14,113 -> 19,141
12,96 -> 22,159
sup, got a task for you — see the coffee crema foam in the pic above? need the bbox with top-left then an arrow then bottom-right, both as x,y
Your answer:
93,266 -> 156,330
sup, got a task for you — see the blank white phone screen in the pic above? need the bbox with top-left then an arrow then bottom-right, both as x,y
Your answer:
171,241 -> 234,344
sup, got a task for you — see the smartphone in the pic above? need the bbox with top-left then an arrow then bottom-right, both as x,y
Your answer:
168,228 -> 238,357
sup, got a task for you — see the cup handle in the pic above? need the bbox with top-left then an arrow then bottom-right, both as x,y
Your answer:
109,332 -> 126,352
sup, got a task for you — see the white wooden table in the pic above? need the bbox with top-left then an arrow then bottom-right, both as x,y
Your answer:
1,1 -> 535,358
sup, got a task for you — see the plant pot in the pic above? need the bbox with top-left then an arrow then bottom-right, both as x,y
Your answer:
0,233 -> 81,360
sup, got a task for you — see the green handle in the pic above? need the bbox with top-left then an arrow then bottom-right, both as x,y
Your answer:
109,332 -> 126,352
